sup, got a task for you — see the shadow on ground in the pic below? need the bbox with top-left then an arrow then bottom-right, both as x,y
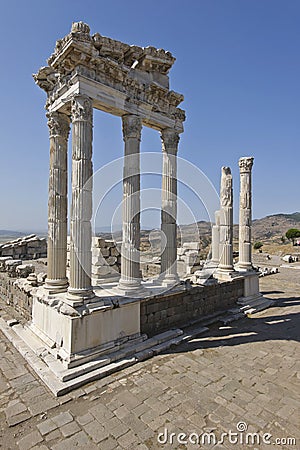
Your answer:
168,296 -> 300,355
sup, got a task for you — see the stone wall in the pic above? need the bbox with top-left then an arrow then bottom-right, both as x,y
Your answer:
140,278 -> 244,336
92,238 -> 121,283
0,235 -> 47,260
0,272 -> 34,320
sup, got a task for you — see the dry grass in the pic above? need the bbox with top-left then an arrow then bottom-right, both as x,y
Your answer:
255,242 -> 300,256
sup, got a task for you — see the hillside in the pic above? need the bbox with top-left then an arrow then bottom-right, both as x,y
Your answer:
252,212 -> 300,242
138,212 -> 300,255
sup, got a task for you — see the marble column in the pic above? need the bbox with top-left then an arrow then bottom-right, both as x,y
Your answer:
160,128 -> 179,285
210,210 -> 220,267
238,156 -> 254,271
45,112 -> 70,293
118,114 -> 143,293
67,95 -> 94,302
218,167 -> 234,273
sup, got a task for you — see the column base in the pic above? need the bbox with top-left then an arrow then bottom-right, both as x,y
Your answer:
236,263 -> 253,272
66,287 -> 95,305
116,279 -> 146,297
215,267 -> 240,282
44,278 -> 69,294
159,273 -> 180,288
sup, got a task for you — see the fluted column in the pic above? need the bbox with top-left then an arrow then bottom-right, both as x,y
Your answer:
160,128 -> 179,285
45,112 -> 70,293
238,156 -> 254,271
118,115 -> 142,293
218,167 -> 234,272
210,210 -> 220,267
67,95 -> 94,302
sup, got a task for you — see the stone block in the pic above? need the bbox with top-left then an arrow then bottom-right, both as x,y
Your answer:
110,247 -> 120,256
183,242 -> 200,250
106,256 -> 117,266
92,265 -> 111,276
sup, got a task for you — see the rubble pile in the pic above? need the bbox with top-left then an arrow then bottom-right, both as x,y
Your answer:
0,235 -> 47,260
177,242 -> 205,275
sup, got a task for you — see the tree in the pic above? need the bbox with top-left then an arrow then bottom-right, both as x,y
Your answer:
253,241 -> 263,250
285,228 -> 300,245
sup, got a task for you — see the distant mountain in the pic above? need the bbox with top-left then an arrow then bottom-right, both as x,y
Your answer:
0,230 -> 24,237
144,212 -> 300,247
252,212 -> 300,242
264,212 -> 300,223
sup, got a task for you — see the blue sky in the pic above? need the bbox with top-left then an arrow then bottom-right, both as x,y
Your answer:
0,0 -> 299,231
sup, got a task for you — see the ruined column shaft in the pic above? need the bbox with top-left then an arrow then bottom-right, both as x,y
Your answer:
210,210 -> 220,265
160,129 -> 179,283
238,157 -> 254,271
118,115 -> 142,291
45,112 -> 70,293
68,95 -> 94,302
219,207 -> 233,269
218,167 -> 234,272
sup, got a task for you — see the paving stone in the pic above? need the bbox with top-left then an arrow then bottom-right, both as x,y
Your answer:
31,446 -> 49,450
17,430 -> 43,450
45,429 -> 61,442
37,419 -> 57,436
60,420 -> 81,437
7,411 -> 31,427
51,411 -> 73,428
144,397 -> 169,415
115,391 -> 140,409
70,388 -> 86,399
6,400 -> 27,417
83,384 -> 97,394
10,373 -> 35,388
28,395 -> 59,416
89,403 -> 114,422
109,420 -> 129,439
131,403 -> 149,417
99,436 -> 119,450
140,409 -> 159,424
122,413 -> 147,434
51,431 -> 89,449
84,420 -> 109,443
20,386 -> 47,403
77,412 -> 94,426
117,430 -> 138,448
5,365 -> 28,380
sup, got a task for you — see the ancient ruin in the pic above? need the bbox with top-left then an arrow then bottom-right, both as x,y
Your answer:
0,22 -> 271,395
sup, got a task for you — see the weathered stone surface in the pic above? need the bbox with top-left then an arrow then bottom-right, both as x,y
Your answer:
237,156 -> 254,271
0,235 -> 47,260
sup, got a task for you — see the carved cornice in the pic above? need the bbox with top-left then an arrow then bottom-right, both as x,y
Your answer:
220,166 -> 233,208
47,111 -> 70,139
122,115 -> 142,140
71,95 -> 93,123
161,128 -> 180,153
34,22 -> 185,126
239,157 -> 254,173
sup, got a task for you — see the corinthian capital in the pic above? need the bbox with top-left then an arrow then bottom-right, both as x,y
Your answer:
161,128 -> 180,154
239,156 -> 254,173
71,95 -> 93,122
47,111 -> 70,139
122,115 -> 142,140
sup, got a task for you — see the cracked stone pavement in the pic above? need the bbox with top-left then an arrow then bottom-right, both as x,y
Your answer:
0,267 -> 299,449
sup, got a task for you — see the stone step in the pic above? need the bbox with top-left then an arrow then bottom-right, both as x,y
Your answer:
243,299 -> 275,315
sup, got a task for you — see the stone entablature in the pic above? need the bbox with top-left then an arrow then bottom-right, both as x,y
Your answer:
33,22 -> 185,132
